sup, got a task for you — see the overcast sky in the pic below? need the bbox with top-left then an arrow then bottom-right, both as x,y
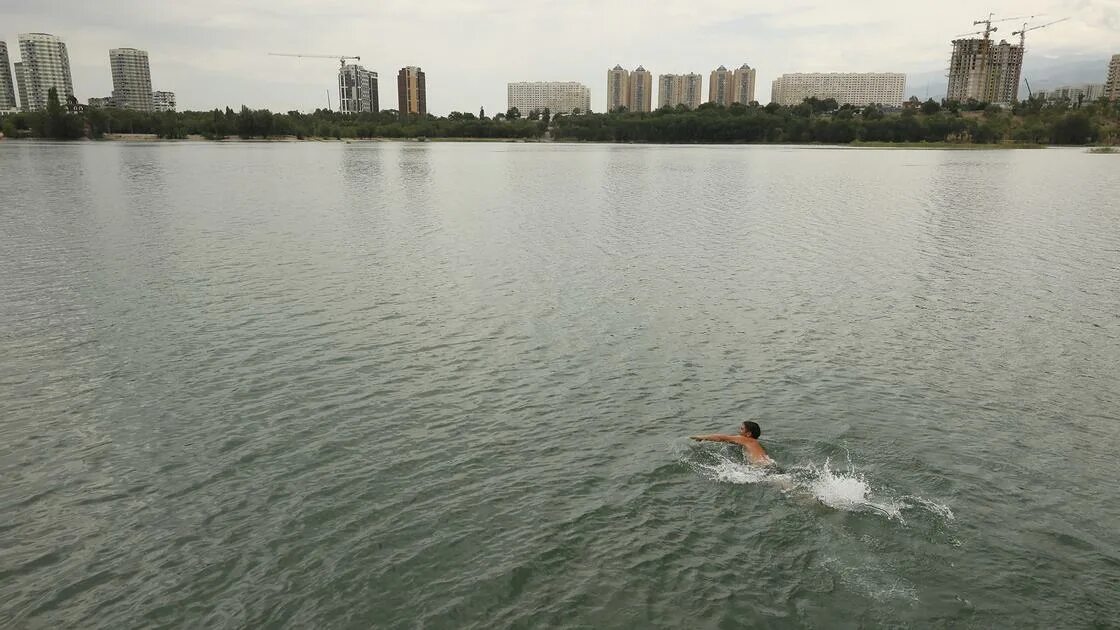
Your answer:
3,0 -> 1117,113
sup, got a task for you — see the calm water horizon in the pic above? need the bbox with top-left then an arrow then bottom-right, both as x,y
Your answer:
2,141 -> 1118,628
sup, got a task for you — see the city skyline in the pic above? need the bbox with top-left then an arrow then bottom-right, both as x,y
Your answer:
1,1 -> 1117,114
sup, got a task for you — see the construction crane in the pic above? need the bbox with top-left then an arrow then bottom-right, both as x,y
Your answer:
1012,18 -> 1070,49
972,14 -> 1042,40
268,53 -> 362,111
268,52 -> 360,69
954,28 -> 997,38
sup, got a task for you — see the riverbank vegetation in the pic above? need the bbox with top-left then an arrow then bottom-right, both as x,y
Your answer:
3,88 -> 1117,146
552,97 -> 1119,145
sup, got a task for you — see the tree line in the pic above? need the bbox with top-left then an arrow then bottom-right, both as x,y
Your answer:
2,88 -> 1117,145
552,97 -> 1119,145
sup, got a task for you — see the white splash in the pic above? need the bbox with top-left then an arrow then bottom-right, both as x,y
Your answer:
684,447 -> 953,524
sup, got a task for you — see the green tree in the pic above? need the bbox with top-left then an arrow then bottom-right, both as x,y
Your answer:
541,107 -> 551,125
921,98 -> 942,115
862,104 -> 884,120
1050,113 -> 1098,145
506,107 -> 521,119
45,87 -> 62,138
237,105 -> 255,138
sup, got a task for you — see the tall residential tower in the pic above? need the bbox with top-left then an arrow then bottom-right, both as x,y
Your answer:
628,66 -> 652,112
397,66 -> 426,116
15,33 -> 74,111
732,64 -> 757,104
0,42 -> 17,112
658,73 -> 702,109
340,65 -> 378,113
110,48 -> 153,111
607,65 -> 629,112
709,65 -> 733,106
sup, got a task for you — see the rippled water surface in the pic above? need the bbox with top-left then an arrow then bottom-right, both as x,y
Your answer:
2,141 -> 1119,628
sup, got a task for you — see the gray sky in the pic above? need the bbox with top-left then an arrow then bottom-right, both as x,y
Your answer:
3,0 -> 1117,113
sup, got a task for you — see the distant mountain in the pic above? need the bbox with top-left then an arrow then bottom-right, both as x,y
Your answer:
905,55 -> 1112,100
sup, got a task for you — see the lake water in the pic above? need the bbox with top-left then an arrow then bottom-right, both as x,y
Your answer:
1,141 -> 1119,628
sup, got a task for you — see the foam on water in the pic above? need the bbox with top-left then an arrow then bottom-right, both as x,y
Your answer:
684,447 -> 953,524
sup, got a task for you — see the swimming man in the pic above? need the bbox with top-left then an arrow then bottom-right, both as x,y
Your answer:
690,420 -> 773,465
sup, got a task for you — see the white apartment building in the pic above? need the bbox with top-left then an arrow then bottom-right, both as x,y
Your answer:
1036,84 -> 1106,103
1106,54 -> 1120,101
339,65 -> 378,114
110,48 -> 153,111
770,72 -> 905,107
658,73 -> 702,109
152,91 -> 176,112
0,41 -> 18,113
507,81 -> 590,115
16,33 -> 74,111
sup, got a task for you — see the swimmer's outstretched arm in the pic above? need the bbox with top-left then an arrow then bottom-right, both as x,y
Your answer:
689,434 -> 735,442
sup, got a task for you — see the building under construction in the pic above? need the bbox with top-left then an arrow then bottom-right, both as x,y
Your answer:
946,15 -> 1068,105
946,36 -> 1023,105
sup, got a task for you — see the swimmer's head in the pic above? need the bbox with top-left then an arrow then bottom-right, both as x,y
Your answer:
740,421 -> 761,439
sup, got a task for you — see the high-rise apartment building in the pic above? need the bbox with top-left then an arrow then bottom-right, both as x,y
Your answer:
681,73 -> 702,110
15,33 -> 74,111
152,91 -> 176,112
607,65 -> 629,112
507,81 -> 590,115
0,41 -> 18,112
14,62 -> 28,111
339,65 -> 378,114
628,66 -> 652,113
732,63 -> 757,104
658,73 -> 702,109
1106,54 -> 1120,101
709,65 -> 733,106
397,66 -> 426,116
109,48 -> 153,111
946,37 -> 1023,104
770,72 -> 905,107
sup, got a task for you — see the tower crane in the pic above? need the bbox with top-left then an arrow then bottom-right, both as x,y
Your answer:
954,29 -> 996,39
268,52 -> 361,69
972,14 -> 1042,40
268,53 -> 363,111
1012,18 -> 1070,49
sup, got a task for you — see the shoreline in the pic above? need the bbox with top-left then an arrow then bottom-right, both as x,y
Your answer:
5,134 -> 1105,150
